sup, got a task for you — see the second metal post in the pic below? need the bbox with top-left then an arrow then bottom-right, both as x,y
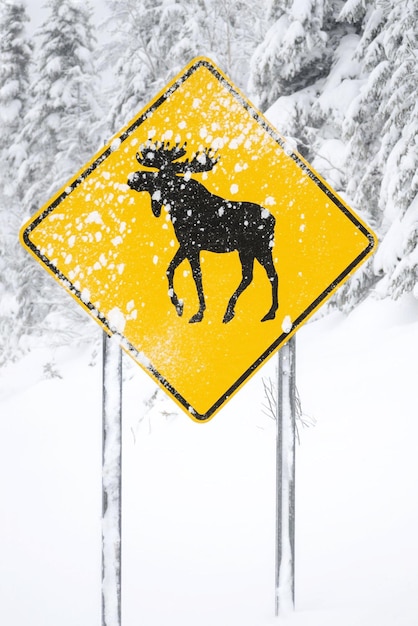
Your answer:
102,332 -> 123,626
275,335 -> 296,616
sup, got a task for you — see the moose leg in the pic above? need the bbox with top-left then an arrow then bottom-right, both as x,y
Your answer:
166,247 -> 187,316
223,252 -> 254,323
257,250 -> 279,322
188,252 -> 206,323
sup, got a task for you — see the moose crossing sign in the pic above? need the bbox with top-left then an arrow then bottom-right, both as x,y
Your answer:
20,57 -> 376,421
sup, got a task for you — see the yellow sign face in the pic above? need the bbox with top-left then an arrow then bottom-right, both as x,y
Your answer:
20,57 -> 376,422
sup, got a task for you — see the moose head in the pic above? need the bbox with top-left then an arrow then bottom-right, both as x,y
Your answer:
127,140 -> 219,216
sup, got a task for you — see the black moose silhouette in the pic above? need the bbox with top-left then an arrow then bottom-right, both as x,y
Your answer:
127,140 -> 278,323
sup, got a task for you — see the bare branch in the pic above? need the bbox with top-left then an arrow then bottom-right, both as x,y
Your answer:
261,375 -> 316,443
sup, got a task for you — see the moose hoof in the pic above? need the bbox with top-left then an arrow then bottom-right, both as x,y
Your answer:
222,309 -> 235,324
189,310 -> 204,323
175,301 -> 184,317
261,309 -> 277,322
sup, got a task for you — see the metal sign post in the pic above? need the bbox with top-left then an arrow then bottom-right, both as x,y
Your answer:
275,336 -> 296,616
102,332 -> 123,626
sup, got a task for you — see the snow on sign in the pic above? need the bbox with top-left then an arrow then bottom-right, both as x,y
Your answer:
20,57 -> 376,422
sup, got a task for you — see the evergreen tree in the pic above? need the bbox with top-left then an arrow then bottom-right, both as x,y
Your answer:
103,0 -> 266,133
337,0 -> 370,26
0,0 -> 32,191
306,0 -> 418,309
248,0 -> 418,308
248,0 -> 354,162
180,0 -> 266,89
18,0 -> 103,212
0,0 -> 32,362
103,0 -> 189,132
12,0 -> 103,360
364,0 -> 418,299
341,0 -> 388,226
249,0 -> 332,111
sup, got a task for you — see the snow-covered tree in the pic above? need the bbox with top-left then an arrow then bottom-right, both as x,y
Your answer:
0,1 -> 33,363
248,0 -> 418,308
363,1 -> 418,299
339,0 -> 418,306
337,0 -> 370,27
18,0 -> 103,212
10,0 -> 103,360
249,0 -> 332,111
341,1 -> 388,225
103,0 -> 266,133
0,1 -> 32,191
179,0 -> 266,88
248,0 -> 356,164
102,0 -> 188,132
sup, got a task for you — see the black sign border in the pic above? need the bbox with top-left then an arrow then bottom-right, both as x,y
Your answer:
21,57 -> 376,421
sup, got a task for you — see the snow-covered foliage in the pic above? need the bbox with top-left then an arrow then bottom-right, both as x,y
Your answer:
102,0 -> 266,132
0,1 -> 32,179
0,1 -> 32,363
249,1 -> 354,110
102,0 -> 189,132
345,0 -> 418,300
18,0 -> 103,210
0,0 -> 103,363
256,0 -> 418,309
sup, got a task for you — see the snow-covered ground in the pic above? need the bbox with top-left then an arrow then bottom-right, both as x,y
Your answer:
1,291 -> 418,626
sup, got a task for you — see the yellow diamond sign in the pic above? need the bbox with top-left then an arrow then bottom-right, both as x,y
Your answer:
20,57 -> 376,422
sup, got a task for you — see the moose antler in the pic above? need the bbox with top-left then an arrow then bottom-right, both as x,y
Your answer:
135,140 -> 220,175
178,147 -> 220,174
135,140 -> 188,169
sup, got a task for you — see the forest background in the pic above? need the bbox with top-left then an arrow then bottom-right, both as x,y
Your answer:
1,0 -> 417,362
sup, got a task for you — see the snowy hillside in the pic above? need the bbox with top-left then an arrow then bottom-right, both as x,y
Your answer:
1,292 -> 418,626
